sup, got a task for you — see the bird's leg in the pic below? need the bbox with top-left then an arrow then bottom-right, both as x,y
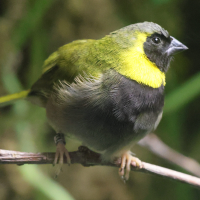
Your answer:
118,151 -> 142,181
53,133 -> 71,176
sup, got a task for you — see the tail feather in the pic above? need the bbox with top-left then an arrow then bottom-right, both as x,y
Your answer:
0,89 -> 30,107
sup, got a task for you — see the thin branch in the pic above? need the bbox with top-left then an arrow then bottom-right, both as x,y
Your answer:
0,146 -> 200,189
139,133 -> 200,177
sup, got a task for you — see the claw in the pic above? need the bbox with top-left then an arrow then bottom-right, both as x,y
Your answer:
53,142 -> 71,177
54,142 -> 71,165
118,151 -> 142,181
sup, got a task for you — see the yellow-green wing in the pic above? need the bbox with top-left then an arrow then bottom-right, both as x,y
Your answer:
29,39 -> 97,106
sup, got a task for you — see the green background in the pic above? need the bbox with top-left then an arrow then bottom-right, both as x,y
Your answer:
0,0 -> 200,199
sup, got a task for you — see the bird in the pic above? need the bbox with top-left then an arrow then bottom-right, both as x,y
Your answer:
0,22 -> 188,180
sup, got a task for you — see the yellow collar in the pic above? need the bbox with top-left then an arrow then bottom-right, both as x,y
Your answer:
116,33 -> 165,88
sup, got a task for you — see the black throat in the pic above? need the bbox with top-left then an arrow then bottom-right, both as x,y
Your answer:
100,70 -> 165,123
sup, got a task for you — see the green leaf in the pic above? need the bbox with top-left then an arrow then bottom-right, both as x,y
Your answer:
164,72 -> 200,114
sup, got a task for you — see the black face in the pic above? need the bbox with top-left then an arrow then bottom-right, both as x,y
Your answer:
143,33 -> 172,73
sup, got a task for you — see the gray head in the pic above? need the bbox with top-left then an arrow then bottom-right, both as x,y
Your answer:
111,22 -> 188,73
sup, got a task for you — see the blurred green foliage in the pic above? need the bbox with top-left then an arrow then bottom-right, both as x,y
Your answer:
0,0 -> 200,200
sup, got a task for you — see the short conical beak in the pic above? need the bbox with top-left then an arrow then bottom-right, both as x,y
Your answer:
166,36 -> 188,56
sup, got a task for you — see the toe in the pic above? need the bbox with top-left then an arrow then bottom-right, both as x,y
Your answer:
64,149 -> 71,166
53,151 -> 59,166
118,151 -> 142,180
125,158 -> 131,180
131,157 -> 142,168
53,142 -> 71,176
119,154 -> 126,177
58,151 -> 64,165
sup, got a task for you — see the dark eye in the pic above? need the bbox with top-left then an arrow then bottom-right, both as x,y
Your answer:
152,37 -> 161,44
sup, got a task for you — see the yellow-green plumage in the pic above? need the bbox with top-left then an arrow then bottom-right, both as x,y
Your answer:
0,22 -> 188,180
43,32 -> 165,89
0,22 -> 187,108
0,90 -> 30,106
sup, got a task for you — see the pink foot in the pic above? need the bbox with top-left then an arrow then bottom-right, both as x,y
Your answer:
118,151 -> 142,181
53,142 -> 71,177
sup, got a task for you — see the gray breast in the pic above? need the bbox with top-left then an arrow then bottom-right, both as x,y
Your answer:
46,70 -> 164,159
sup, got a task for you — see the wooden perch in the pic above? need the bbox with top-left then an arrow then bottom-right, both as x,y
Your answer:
139,133 -> 200,177
0,146 -> 200,189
